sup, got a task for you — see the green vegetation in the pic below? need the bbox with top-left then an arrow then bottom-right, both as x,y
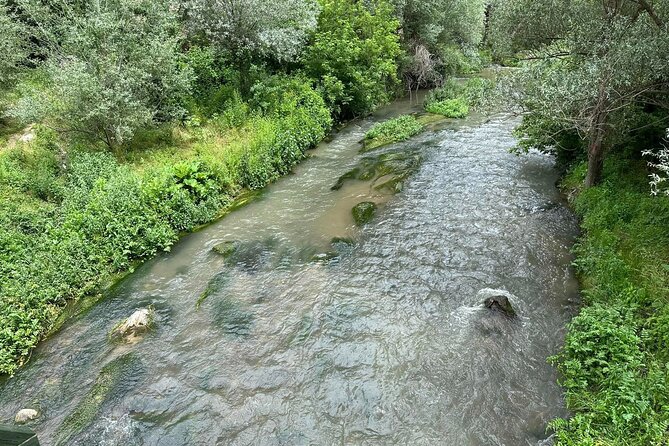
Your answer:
352,202 -> 377,226
424,77 -> 494,118
363,115 -> 424,151
425,98 -> 469,118
551,158 -> 669,445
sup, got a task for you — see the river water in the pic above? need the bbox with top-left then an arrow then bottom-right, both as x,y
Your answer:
0,97 -> 580,445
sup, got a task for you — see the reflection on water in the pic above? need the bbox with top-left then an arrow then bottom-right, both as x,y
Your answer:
0,96 -> 579,445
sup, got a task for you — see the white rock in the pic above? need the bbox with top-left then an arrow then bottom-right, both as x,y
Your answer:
18,132 -> 35,143
15,408 -> 38,424
111,308 -> 154,342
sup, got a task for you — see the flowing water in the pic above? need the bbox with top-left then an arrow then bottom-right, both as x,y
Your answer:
0,97 -> 580,446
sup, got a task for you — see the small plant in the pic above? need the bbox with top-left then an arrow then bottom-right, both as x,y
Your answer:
363,115 -> 424,151
425,98 -> 469,118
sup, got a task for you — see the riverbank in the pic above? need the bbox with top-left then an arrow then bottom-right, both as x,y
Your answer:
0,79 -> 332,375
553,156 -> 669,444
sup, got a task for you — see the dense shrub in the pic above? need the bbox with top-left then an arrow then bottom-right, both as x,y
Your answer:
305,0 -> 401,118
551,157 -> 669,445
425,98 -> 469,118
424,77 -> 495,118
10,0 -> 191,148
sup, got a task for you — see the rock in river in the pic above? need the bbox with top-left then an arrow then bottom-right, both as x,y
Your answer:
477,288 -> 517,317
212,240 -> 240,258
15,408 -> 39,424
352,202 -> 377,226
110,308 -> 154,342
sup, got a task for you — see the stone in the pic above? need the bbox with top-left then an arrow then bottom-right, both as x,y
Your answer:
110,308 -> 154,342
484,295 -> 516,317
15,408 -> 39,424
477,288 -> 517,317
352,202 -> 377,226
537,434 -> 556,446
212,240 -> 240,257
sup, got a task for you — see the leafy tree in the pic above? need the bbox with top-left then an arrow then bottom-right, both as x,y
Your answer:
184,0 -> 320,93
392,0 -> 486,87
10,0 -> 191,149
0,2 -> 28,105
393,0 -> 486,50
494,0 -> 669,186
305,0 -> 401,118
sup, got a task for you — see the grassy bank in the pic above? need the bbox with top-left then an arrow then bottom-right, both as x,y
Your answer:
0,79 -> 331,375
552,157 -> 669,445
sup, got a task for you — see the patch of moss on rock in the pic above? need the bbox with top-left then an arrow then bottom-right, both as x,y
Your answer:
332,150 -> 423,195
196,271 -> 230,309
212,240 -> 240,257
352,202 -> 377,226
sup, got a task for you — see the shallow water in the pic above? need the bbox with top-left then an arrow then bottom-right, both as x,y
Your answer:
0,97 -> 579,446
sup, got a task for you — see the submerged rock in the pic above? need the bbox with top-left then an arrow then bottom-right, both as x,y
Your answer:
352,202 -> 377,226
537,434 -> 556,446
478,288 -> 517,317
212,240 -> 240,258
56,353 -> 141,445
15,408 -> 39,424
331,150 -> 422,194
110,308 -> 154,342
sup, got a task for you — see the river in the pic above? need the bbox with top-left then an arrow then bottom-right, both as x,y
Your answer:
0,96 -> 580,445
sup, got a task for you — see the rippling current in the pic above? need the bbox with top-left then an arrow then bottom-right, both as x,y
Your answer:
0,98 -> 580,445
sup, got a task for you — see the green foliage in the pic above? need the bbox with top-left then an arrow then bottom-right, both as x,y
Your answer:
392,0 -> 486,51
363,115 -> 424,151
425,98 -> 468,118
551,157 -> 669,445
10,0 -> 191,148
424,77 -> 492,118
0,1 -> 28,96
306,0 -> 401,118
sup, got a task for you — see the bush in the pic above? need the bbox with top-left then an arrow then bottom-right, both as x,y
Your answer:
10,0 -> 191,148
551,156 -> 669,445
305,0 -> 401,118
364,115 -> 424,150
425,98 -> 469,118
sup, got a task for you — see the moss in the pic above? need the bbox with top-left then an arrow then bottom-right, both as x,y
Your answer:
212,240 -> 240,257
56,353 -> 140,445
352,201 -> 377,226
196,271 -> 230,309
332,150 -> 422,194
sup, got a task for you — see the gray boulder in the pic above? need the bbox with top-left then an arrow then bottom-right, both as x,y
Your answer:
477,288 -> 517,317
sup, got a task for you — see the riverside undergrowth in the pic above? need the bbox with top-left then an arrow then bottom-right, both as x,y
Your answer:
551,157 -> 669,445
0,77 -> 331,375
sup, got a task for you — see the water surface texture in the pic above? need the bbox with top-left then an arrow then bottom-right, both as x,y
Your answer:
0,100 -> 580,445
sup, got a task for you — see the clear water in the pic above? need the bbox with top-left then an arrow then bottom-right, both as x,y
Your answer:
0,98 -> 579,445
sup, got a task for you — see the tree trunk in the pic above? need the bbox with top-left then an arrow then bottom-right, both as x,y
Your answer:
585,134 -> 605,187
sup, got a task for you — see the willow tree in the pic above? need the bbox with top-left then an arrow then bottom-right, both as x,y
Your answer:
493,0 -> 669,186
0,2 -> 28,108
9,0 -> 191,149
184,0 -> 320,93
